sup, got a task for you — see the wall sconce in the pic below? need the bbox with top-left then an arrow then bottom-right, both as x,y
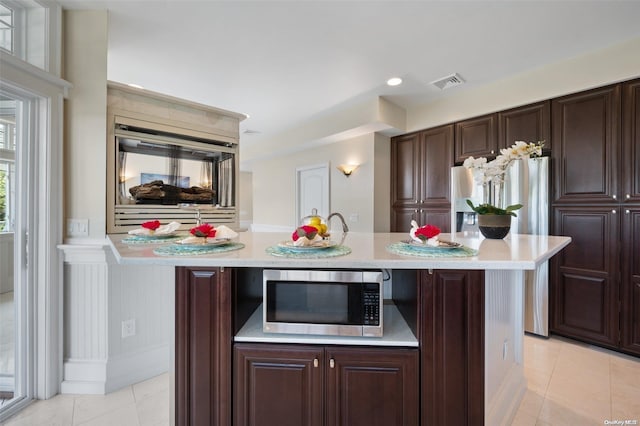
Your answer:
337,164 -> 359,177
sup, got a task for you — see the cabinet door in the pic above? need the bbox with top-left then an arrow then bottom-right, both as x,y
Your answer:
550,207 -> 620,347
420,270 -> 485,425
552,84 -> 621,204
391,207 -> 451,233
391,133 -> 421,206
498,101 -> 551,152
234,344 -> 324,426
176,267 -> 232,426
621,208 -> 640,356
421,124 -> 454,205
454,113 -> 498,163
325,347 -> 419,426
623,78 -> 640,203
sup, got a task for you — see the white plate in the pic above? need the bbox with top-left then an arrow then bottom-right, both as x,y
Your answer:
402,239 -> 463,249
174,238 -> 231,248
278,240 -> 337,250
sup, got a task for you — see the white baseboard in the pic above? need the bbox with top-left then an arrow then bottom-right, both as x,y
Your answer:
105,344 -> 171,394
61,344 -> 170,395
61,359 -> 107,394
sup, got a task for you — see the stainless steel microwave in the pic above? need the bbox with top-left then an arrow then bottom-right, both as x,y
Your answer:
263,269 -> 383,337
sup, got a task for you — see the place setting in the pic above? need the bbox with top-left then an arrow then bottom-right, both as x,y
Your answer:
153,223 -> 244,256
386,220 -> 477,258
266,214 -> 351,258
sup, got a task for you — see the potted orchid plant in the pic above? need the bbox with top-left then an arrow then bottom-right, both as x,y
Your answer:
463,141 -> 544,238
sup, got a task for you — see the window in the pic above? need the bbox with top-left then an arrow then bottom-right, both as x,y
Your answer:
0,3 -> 13,53
0,0 -> 51,71
0,117 -> 15,232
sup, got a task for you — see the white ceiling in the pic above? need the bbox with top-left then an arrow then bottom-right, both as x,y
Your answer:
58,0 -> 640,165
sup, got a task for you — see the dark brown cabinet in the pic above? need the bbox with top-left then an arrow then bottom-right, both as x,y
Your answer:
175,267 -> 233,426
551,84 -> 621,204
550,78 -> 640,357
234,343 -> 419,426
391,125 -> 453,232
551,207 -> 620,348
498,101 -> 551,152
420,269 -> 484,425
454,113 -> 497,163
623,79 -> 640,203
621,207 -> 640,355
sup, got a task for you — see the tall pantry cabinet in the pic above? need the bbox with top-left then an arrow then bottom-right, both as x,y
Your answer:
550,79 -> 640,356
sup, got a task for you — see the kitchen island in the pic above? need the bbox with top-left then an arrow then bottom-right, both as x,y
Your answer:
108,231 -> 570,426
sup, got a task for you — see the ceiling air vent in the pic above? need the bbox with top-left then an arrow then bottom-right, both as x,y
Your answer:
243,129 -> 261,135
430,73 -> 465,90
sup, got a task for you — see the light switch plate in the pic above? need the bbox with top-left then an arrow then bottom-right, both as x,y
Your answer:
67,218 -> 89,237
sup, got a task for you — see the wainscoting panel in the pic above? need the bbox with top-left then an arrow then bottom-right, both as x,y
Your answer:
60,242 -> 173,394
484,270 -> 526,426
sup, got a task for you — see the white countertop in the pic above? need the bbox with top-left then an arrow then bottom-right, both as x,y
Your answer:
235,303 -> 419,347
107,231 -> 571,270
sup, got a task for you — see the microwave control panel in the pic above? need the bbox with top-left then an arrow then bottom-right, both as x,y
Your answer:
362,284 -> 380,326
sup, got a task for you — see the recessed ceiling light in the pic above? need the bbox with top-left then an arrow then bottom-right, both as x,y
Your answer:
127,83 -> 144,89
387,77 -> 403,87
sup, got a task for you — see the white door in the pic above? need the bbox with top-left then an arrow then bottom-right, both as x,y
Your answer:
296,163 -> 330,225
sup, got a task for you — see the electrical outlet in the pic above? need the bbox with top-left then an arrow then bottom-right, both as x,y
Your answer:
122,319 -> 136,338
67,218 -> 89,237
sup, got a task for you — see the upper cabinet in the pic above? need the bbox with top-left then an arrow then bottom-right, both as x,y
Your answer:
454,113 -> 497,163
551,84 -> 621,204
623,79 -> 640,203
498,101 -> 551,153
391,125 -> 453,232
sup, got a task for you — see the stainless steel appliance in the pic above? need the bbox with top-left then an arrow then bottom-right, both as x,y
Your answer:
263,269 -> 383,337
451,157 -> 550,336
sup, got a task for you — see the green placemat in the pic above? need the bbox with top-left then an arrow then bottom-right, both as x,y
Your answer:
386,241 -> 477,258
266,244 -> 352,258
153,242 -> 245,256
122,234 -> 183,244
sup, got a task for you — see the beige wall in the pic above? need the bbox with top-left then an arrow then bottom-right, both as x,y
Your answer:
251,133 -> 390,232
63,10 -> 108,240
407,36 -> 640,132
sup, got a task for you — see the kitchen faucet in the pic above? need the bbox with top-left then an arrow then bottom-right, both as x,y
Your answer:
327,212 -> 349,233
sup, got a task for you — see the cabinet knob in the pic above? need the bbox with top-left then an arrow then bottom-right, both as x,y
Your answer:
612,194 -> 617,200
627,194 -> 631,199
420,199 -> 424,204
626,209 -> 631,215
490,150 -> 495,154
612,209 -> 617,214
313,358 -> 318,368
329,358 -> 335,369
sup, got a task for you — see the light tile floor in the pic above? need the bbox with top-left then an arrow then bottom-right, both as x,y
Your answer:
1,335 -> 639,425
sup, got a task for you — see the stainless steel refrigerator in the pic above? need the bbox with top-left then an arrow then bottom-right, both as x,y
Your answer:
450,156 -> 550,336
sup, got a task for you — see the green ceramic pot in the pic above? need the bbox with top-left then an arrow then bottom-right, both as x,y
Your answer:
478,214 -> 512,239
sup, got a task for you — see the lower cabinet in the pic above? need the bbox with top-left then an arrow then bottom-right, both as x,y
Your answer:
175,267 -> 233,426
234,343 -> 419,426
621,207 -> 640,355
